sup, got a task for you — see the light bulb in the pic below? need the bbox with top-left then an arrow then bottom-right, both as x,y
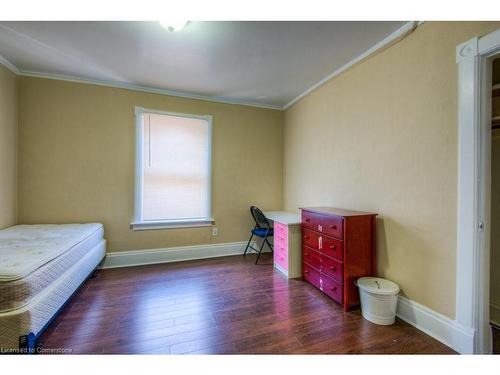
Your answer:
159,21 -> 188,32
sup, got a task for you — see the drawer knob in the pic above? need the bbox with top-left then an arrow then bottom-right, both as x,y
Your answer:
304,270 -> 309,274
305,253 -> 309,256
330,286 -> 337,291
305,236 -> 310,240
305,218 -> 310,222
329,266 -> 336,271
330,245 -> 336,250
331,225 -> 337,230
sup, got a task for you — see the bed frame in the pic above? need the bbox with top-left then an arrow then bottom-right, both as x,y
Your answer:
17,258 -> 104,354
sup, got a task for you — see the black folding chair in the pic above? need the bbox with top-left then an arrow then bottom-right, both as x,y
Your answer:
243,206 -> 274,264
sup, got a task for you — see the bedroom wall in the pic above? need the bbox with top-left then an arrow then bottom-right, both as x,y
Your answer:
0,64 -> 18,229
283,21 -> 500,319
17,77 -> 283,251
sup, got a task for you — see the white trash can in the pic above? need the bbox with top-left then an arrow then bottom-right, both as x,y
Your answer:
356,277 -> 400,325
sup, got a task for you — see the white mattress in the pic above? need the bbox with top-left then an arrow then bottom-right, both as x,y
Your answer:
0,224 -> 104,312
0,224 -> 103,313
0,223 -> 103,281
0,239 -> 106,350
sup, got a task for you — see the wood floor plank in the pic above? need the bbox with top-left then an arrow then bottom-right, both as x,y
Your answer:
38,254 -> 456,354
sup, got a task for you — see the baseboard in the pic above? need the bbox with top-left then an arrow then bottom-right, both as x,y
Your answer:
396,296 -> 475,354
102,240 -> 265,269
274,263 -> 288,277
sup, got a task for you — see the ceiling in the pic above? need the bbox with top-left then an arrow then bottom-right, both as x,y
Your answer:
0,21 -> 407,109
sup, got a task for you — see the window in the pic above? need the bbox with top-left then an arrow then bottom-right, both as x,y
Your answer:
132,107 -> 213,230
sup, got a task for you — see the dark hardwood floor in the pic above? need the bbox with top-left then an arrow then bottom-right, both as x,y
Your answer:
39,254 -> 455,354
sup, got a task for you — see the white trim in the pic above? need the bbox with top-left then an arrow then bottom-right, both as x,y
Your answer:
134,106 -> 144,224
456,37 -> 481,333
274,263 -> 288,277
479,28 -> 500,57
0,53 -> 20,74
102,241 -> 257,269
17,70 -> 283,110
282,21 -> 419,109
396,296 -> 475,354
133,106 -> 213,229
130,219 -> 214,231
456,28 -> 500,354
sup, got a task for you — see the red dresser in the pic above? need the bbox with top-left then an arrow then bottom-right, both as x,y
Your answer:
301,207 -> 377,311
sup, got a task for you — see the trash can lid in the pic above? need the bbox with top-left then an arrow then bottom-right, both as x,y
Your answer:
356,277 -> 400,295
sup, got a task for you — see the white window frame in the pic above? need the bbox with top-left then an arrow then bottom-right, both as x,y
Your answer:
131,106 -> 214,231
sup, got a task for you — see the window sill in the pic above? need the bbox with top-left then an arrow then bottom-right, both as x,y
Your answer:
130,219 -> 215,231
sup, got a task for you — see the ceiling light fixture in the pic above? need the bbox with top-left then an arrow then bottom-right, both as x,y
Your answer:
159,21 -> 188,32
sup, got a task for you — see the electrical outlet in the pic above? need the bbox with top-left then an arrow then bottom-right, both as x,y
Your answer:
212,227 -> 218,236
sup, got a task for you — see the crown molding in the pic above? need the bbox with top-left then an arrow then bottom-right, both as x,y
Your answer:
0,21 -> 420,112
0,51 -> 282,110
0,53 -> 20,74
282,21 -> 419,110
18,70 -> 283,110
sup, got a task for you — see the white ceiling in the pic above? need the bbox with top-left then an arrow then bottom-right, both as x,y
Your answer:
0,21 -> 407,109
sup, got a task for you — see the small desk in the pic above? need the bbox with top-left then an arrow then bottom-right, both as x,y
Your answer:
264,211 -> 302,278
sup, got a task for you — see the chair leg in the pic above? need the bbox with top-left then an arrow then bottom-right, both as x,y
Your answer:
243,233 -> 254,256
264,237 -> 273,252
255,237 -> 266,265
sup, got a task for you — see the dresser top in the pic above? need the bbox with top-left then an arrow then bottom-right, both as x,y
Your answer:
300,207 -> 377,217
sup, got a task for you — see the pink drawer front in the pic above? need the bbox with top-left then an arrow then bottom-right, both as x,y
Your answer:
275,250 -> 288,270
274,222 -> 288,243
273,222 -> 288,270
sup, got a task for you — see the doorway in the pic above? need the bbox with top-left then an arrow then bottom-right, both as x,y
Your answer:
490,58 -> 500,354
456,29 -> 500,354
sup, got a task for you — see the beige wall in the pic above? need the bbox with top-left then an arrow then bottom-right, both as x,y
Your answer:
283,22 -> 500,319
18,77 -> 284,252
0,65 -> 18,229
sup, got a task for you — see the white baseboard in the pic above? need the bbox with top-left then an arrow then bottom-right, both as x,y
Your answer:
274,263 -> 288,277
396,296 -> 475,354
102,240 -> 266,269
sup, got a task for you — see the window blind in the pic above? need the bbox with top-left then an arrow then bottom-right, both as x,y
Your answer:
141,112 -> 211,222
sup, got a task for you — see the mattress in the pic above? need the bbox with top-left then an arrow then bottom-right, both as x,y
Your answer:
0,240 -> 106,351
0,224 -> 103,312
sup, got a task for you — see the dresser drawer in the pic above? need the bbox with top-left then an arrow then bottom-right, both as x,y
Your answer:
302,228 -> 320,250
302,263 -> 321,289
319,235 -> 343,262
275,251 -> 288,270
274,221 -> 288,239
302,211 -> 343,239
320,255 -> 343,282
274,242 -> 287,257
302,246 -> 321,271
274,238 -> 288,270
320,273 -> 343,304
274,234 -> 288,251
302,229 -> 343,262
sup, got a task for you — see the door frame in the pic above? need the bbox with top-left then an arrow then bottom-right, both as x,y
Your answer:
456,28 -> 500,354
